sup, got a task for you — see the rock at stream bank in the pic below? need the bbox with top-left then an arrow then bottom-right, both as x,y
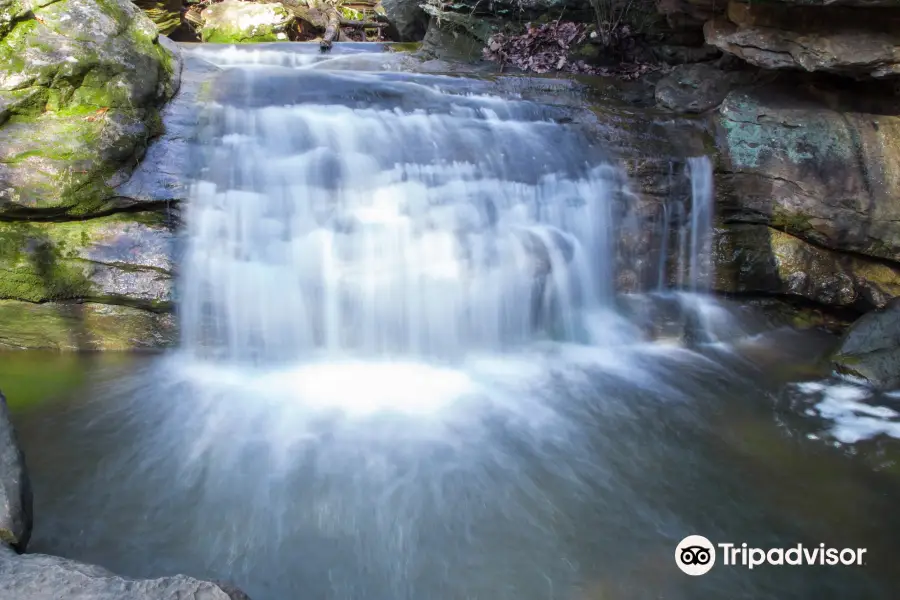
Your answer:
713,224 -> 900,311
833,300 -> 900,389
0,213 -> 177,309
0,0 -> 180,218
0,300 -> 176,350
0,547 -> 251,600
0,390 -> 32,552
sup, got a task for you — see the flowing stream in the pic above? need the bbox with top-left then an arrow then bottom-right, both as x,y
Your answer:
8,44 -> 900,600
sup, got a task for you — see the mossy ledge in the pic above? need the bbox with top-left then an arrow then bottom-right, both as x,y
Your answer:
0,0 -> 181,219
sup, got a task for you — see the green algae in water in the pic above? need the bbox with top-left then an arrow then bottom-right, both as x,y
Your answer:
0,351 -> 136,412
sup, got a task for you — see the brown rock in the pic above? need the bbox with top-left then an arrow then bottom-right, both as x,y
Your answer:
714,82 -> 900,263
705,2 -> 900,78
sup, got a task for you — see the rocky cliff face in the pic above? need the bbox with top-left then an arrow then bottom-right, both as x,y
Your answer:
700,2 -> 900,320
0,0 -> 180,349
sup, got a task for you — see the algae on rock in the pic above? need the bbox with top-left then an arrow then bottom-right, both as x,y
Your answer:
0,0 -> 180,218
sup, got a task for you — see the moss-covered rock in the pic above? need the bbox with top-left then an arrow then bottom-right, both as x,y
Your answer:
713,223 -> 900,310
0,0 -> 180,217
200,0 -> 293,43
0,213 -> 175,309
0,300 -> 175,350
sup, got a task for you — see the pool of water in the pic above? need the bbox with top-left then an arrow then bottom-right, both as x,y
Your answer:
6,315 -> 900,600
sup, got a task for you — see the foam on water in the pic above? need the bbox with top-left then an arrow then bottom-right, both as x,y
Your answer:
790,380 -> 900,444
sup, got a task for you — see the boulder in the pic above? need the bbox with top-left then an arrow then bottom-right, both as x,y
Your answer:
705,2 -> 900,79
200,0 -> 294,43
380,0 -> 428,41
655,62 -> 757,113
832,300 -> 900,389
714,82 -> 900,263
135,0 -> 184,35
713,224 -> 900,310
0,213 -> 176,309
0,545 -> 251,599
0,389 -> 31,552
0,0 -> 180,218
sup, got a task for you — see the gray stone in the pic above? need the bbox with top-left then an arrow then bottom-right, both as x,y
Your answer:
655,63 -> 756,113
382,0 -> 428,41
833,300 -> 900,388
0,545 -> 251,600
0,389 -> 31,552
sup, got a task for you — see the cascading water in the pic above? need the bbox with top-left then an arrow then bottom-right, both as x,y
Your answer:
178,49 -> 631,365
20,44 -> 897,600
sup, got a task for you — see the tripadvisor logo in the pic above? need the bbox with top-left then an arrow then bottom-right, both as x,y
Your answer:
675,535 -> 868,575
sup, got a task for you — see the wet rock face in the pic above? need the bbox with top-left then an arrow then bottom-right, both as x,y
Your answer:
714,82 -> 900,264
713,224 -> 900,310
705,1 -> 900,79
832,300 -> 900,389
200,0 -> 294,43
0,390 -> 31,552
0,0 -> 183,349
0,214 -> 176,309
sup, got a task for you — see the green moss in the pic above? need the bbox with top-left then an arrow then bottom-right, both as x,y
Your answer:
0,300 -> 175,351
387,42 -> 423,53
0,222 -> 94,302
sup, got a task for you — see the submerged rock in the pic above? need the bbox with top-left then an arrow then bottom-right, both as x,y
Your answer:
0,0 -> 180,217
200,0 -> 294,43
833,300 -> 900,389
0,390 -> 32,552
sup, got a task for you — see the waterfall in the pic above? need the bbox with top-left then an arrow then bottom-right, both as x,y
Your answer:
177,48 -> 633,364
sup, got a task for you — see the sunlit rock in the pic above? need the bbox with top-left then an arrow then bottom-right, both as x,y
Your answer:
0,0 -> 180,217
713,224 -> 900,310
199,0 -> 294,43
